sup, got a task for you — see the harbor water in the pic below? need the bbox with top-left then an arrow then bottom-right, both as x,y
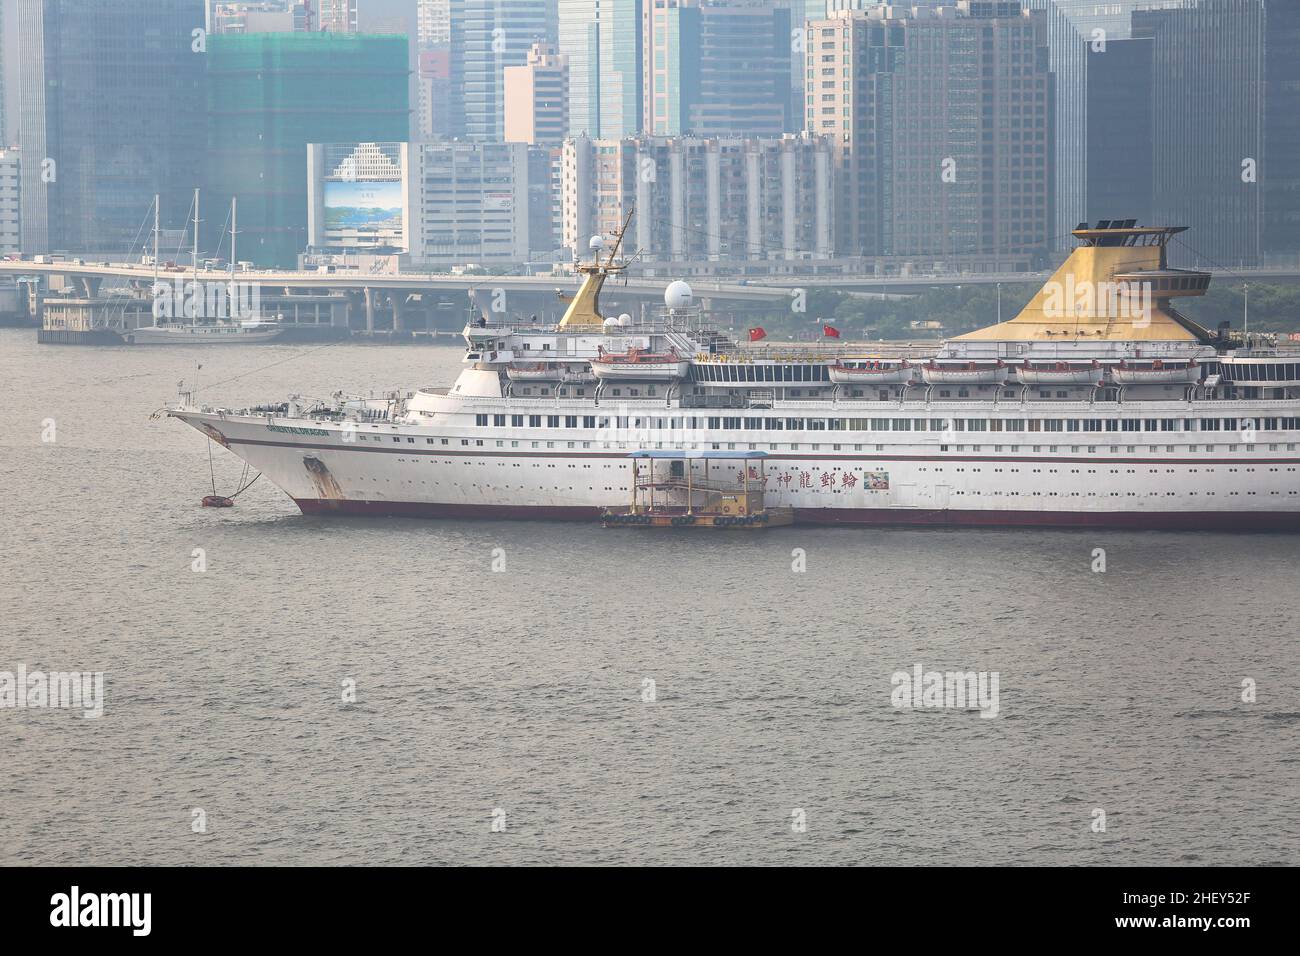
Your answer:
1,328 -> 1297,865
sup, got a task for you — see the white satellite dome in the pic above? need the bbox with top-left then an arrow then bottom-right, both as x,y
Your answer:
664,280 -> 693,309
589,235 -> 607,252
618,313 -> 632,326
602,315 -> 621,330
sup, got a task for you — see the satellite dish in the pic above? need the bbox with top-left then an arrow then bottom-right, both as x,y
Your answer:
665,280 -> 693,309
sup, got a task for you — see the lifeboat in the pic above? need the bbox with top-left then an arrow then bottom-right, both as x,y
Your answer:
920,360 -> 1009,385
506,362 -> 563,382
1015,359 -> 1105,386
591,346 -> 689,382
829,359 -> 914,385
1109,358 -> 1200,385
201,495 -> 235,508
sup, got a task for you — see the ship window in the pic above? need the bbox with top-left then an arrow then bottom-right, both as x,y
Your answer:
529,415 -> 541,427
476,415 -> 488,426
494,415 -> 506,426
547,416 -> 560,428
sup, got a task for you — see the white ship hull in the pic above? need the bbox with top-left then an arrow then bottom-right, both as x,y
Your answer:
170,402 -> 1300,530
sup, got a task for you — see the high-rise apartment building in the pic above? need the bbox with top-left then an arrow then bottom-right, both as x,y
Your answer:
807,2 -> 1052,262
451,0 -> 552,140
0,147 -> 18,254
563,133 -> 833,269
411,141 -> 530,266
318,0 -> 357,31
211,2 -> 308,33
418,0 -> 450,45
559,0 -> 643,138
504,43 -> 570,146
17,0 -> 207,255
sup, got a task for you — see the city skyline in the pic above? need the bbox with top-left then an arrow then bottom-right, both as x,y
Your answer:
0,0 -> 1295,271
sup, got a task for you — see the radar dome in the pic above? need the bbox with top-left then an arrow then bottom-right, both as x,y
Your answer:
664,280 -> 693,309
618,313 -> 632,326
602,315 -> 621,330
589,235 -> 606,252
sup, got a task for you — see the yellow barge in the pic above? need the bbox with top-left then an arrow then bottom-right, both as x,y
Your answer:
600,450 -> 794,530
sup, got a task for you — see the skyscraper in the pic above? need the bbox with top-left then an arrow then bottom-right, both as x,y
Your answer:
643,0 -> 700,136
644,0 -> 791,138
807,3 -> 1052,262
17,0 -> 207,254
451,0 -> 551,140
1026,0 -> 1294,265
690,3 -> 792,136
559,0 -> 643,138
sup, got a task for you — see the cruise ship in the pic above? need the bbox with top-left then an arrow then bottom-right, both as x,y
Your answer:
168,220 -> 1300,530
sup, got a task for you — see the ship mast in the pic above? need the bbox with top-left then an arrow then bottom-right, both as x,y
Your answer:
557,208 -> 633,329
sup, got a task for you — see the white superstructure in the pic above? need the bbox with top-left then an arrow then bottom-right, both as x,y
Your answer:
169,222 -> 1300,530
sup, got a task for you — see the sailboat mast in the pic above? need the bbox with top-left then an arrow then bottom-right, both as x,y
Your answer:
230,196 -> 237,289
152,194 -> 160,289
192,187 -> 200,295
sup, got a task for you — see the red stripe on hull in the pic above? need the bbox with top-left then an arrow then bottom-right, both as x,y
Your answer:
290,498 -> 1300,531
294,498 -> 600,521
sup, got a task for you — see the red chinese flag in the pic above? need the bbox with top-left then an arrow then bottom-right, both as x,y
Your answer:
823,324 -> 841,338
748,327 -> 767,341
